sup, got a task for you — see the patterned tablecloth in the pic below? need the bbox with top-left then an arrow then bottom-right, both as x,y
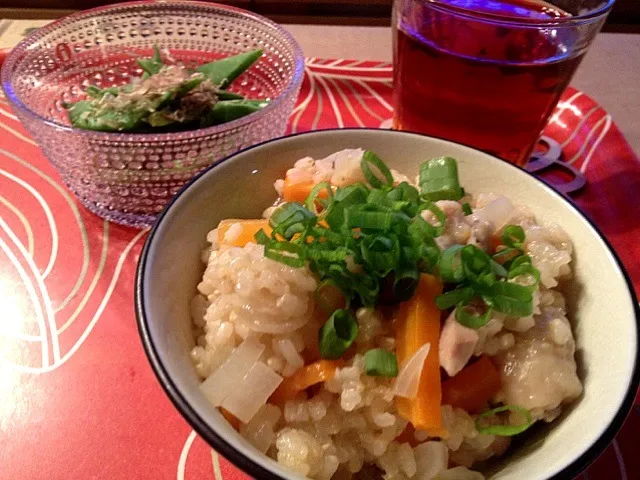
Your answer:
0,59 -> 638,480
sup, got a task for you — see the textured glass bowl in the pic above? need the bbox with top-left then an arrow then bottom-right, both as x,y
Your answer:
0,0 -> 304,227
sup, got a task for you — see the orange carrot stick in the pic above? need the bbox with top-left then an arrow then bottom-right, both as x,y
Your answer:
269,360 -> 343,405
217,219 -> 271,247
394,274 -> 447,437
442,356 -> 501,413
282,178 -> 335,203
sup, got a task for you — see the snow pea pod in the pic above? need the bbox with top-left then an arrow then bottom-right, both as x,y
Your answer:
137,45 -> 163,77
196,49 -> 262,89
201,99 -> 268,127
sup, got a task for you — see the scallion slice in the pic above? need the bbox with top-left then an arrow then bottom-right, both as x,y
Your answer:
361,150 -> 394,188
501,225 -> 525,249
462,202 -> 472,215
345,208 -> 393,231
475,405 -> 533,436
318,309 -> 358,359
461,245 -> 496,288
483,281 -> 533,317
264,241 -> 306,268
364,349 -> 398,377
393,265 -> 420,302
361,234 -> 401,277
508,262 -> 541,291
435,286 -> 474,310
304,181 -> 334,213
419,156 -> 463,201
438,245 -> 466,283
455,303 -> 492,329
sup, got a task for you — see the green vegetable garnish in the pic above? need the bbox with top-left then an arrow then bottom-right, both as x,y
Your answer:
482,281 -> 534,317
434,286 -> 474,310
64,46 -> 267,133
501,225 -> 525,249
196,49 -> 263,89
253,151 -> 459,308
475,405 -> 533,436
461,202 -> 472,215
455,303 -> 492,328
364,349 -> 398,377
319,309 -> 358,359
137,45 -> 163,76
419,156 -> 463,201
438,245 -> 466,283
361,150 -> 394,188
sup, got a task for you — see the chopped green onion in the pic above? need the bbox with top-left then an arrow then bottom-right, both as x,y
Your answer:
419,157 -> 463,201
508,263 -> 541,291
325,184 -> 369,229
461,245 -> 496,288
269,202 -> 317,240
435,286 -> 474,310
254,228 -> 270,245
361,234 -> 401,277
361,150 -> 394,188
462,202 -> 472,215
420,201 -> 447,237
490,260 -> 508,278
407,218 -> 440,272
304,181 -> 334,213
315,280 -> 350,314
264,241 -> 306,268
475,405 -> 534,436
438,245 -> 466,283
345,208 -> 392,231
364,349 -> 398,377
455,303 -> 492,329
492,247 -> 522,266
501,225 -> 525,249
483,281 -> 533,317
318,309 -> 358,359
393,266 -> 420,301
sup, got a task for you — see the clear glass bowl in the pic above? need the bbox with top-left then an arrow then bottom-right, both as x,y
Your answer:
0,0 -> 304,227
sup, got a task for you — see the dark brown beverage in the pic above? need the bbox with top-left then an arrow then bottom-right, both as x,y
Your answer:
393,0 -> 584,166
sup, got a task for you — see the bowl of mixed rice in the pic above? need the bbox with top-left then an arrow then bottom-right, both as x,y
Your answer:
136,129 -> 639,480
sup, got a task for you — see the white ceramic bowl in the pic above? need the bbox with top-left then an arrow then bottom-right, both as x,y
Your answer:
136,129 -> 639,480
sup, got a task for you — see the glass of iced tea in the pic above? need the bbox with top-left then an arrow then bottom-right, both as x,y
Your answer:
392,0 -> 616,166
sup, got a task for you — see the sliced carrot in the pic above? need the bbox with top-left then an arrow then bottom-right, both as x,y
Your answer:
269,359 -> 343,405
490,233 -> 503,253
394,274 -> 447,438
442,355 -> 501,413
282,178 -> 335,203
220,407 -> 241,430
217,219 -> 271,247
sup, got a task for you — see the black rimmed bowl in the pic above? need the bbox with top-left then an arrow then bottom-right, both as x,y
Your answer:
135,129 -> 639,480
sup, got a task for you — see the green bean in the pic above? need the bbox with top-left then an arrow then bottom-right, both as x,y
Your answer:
201,99 -> 268,127
137,45 -> 163,77
196,49 -> 263,89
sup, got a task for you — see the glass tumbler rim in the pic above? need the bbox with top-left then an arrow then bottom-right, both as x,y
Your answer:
0,0 -> 305,143
416,0 -> 616,27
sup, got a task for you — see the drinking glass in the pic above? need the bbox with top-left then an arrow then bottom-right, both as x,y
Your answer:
392,0 -> 616,166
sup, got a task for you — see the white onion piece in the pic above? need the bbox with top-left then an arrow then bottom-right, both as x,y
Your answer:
221,362 -> 283,424
199,336 -> 265,406
394,342 -> 431,399
469,197 -> 515,231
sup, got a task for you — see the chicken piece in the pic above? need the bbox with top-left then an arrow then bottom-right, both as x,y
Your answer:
439,312 -> 479,377
493,305 -> 582,421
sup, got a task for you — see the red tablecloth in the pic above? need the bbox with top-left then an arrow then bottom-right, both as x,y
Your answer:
0,59 -> 638,480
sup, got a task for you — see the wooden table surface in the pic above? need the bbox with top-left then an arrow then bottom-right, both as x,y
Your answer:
285,25 -> 640,156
